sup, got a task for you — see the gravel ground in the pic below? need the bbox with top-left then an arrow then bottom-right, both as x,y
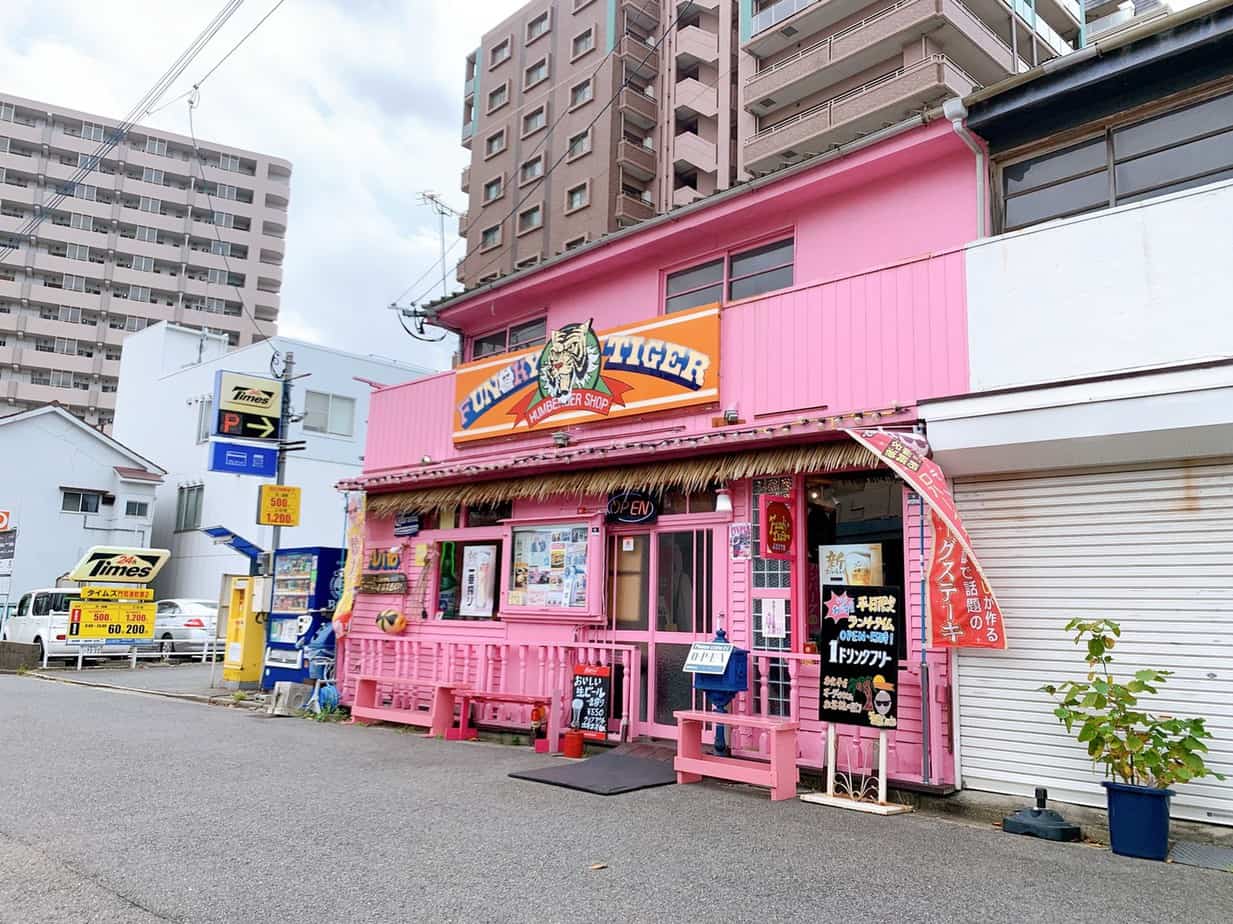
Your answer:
1,673 -> 1230,924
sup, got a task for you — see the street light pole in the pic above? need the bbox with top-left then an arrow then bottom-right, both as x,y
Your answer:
265,350 -> 295,611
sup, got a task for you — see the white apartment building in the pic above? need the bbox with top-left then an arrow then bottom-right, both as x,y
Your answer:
0,92 -> 291,428
112,323 -> 433,601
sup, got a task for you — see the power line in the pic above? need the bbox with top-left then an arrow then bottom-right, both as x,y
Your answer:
0,0 -> 247,266
391,3 -> 696,314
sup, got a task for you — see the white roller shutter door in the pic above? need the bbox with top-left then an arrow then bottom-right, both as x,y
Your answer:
953,460 -> 1233,826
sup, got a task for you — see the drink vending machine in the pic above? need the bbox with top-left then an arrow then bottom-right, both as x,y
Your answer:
262,545 -> 344,689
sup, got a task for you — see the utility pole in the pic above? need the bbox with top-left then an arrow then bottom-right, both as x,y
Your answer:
264,350 -> 295,611
418,191 -> 458,300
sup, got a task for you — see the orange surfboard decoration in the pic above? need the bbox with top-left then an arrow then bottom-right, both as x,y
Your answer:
452,304 -> 720,443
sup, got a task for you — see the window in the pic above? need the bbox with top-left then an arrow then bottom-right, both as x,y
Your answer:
66,243 -> 90,261
196,398 -> 213,443
70,213 -> 94,232
211,211 -> 233,227
81,122 -> 106,143
999,88 -> 1233,232
567,129 -> 592,160
480,224 -> 502,250
63,274 -> 86,292
211,240 -> 231,257
524,58 -> 549,89
207,268 -> 228,285
665,259 -> 723,314
128,286 -> 151,303
54,337 -> 75,355
141,167 -> 164,185
472,316 -> 546,359
72,373 -> 91,391
131,255 -> 154,273
509,524 -> 589,608
484,129 -> 507,158
219,153 -> 242,172
303,390 -> 356,437
565,183 -> 589,212
564,235 -> 587,251
125,500 -> 150,517
205,297 -> 227,314
175,484 -> 203,531
145,137 -> 167,156
515,255 -> 541,269
728,238 -> 794,300
77,152 -> 99,170
0,103 -> 13,122
482,176 -> 504,203
572,28 -> 595,59
569,79 -> 594,109
487,83 -> 509,113
527,11 -> 550,41
518,205 -> 543,234
490,38 -> 511,68
62,490 -> 102,514
136,225 -> 158,242
523,106 -> 547,136
520,155 -> 544,184
139,196 -> 160,214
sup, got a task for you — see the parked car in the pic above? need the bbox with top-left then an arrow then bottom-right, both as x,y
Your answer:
0,588 -> 135,663
150,599 -> 220,656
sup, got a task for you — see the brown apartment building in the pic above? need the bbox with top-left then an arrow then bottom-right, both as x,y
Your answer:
456,0 -> 1081,294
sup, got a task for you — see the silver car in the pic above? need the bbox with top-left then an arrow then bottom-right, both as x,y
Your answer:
151,599 -> 220,656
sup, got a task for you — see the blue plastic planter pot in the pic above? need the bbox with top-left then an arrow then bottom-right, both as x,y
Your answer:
1103,780 -> 1173,860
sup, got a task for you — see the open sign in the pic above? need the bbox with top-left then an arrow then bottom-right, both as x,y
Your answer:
605,490 -> 659,524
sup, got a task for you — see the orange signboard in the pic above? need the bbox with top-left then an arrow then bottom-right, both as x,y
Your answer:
453,304 -> 720,443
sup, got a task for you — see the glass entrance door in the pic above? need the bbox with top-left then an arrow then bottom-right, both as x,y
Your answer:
607,527 -> 720,739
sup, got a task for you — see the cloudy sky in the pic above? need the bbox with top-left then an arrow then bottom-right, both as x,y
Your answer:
3,0 -> 527,371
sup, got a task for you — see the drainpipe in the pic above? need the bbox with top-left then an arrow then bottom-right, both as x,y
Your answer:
942,98 -> 987,238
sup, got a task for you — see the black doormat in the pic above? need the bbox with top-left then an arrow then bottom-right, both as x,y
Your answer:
510,748 -> 677,795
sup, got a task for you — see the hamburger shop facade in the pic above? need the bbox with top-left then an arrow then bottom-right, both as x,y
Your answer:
338,122 -> 984,788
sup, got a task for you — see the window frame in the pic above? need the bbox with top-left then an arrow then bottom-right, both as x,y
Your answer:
483,128 -> 507,160
489,37 -> 512,70
482,174 -> 505,204
519,154 -> 545,186
564,181 -> 590,214
516,203 -> 544,236
469,315 -> 548,361
524,57 -> 550,91
662,233 -> 796,314
486,80 -> 511,115
61,490 -> 102,514
526,10 -> 551,44
302,390 -> 356,438
125,499 -> 149,518
478,223 -> 503,252
568,77 -> 595,111
566,128 -> 592,162
571,27 -> 596,61
175,484 -> 203,532
521,105 -> 548,139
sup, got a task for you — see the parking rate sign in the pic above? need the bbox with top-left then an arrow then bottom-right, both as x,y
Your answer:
257,485 -> 301,527
68,601 -> 156,644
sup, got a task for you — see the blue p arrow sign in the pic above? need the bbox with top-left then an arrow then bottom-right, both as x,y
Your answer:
208,440 -> 278,477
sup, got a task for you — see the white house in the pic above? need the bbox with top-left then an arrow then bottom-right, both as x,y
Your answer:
0,405 -> 165,613
112,323 -> 433,600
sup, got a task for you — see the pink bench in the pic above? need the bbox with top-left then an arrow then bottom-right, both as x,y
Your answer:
674,710 -> 799,801
351,675 -> 468,738
456,690 -> 562,752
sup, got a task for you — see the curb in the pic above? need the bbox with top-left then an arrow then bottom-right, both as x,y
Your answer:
26,670 -> 264,709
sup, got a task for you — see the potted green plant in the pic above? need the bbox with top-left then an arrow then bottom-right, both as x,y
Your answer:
1041,618 -> 1224,860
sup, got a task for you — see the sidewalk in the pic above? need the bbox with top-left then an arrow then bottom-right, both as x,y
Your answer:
33,661 -> 259,705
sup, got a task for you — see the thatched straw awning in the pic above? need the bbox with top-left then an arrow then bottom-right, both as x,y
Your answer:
367,441 -> 879,515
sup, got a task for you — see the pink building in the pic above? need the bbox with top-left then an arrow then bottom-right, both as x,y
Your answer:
340,118 -> 977,788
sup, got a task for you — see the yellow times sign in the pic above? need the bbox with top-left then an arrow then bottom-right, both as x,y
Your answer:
257,485 -> 301,527
68,601 -> 156,643
81,586 -> 155,602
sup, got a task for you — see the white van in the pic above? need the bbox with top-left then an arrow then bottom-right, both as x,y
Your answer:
0,588 -> 135,663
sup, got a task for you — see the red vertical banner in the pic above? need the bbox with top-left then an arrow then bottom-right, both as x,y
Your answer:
844,428 -> 1008,650
759,494 -> 794,561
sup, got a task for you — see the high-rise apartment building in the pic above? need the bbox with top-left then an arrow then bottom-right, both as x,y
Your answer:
0,93 -> 290,428
457,0 -> 1081,290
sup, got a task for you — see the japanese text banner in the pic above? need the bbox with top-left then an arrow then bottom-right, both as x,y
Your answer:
844,428 -> 1007,650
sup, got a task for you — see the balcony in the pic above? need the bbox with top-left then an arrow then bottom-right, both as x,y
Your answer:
672,185 -> 705,207
747,0 -> 873,58
462,120 -> 475,148
622,0 -> 660,29
744,0 -> 1020,114
461,166 -> 470,194
618,87 -> 658,129
673,132 -> 718,174
615,193 -> 655,224
676,25 -> 719,66
744,54 -> 977,173
620,32 -> 660,77
675,77 -> 718,118
617,140 -> 657,181
458,212 -> 469,236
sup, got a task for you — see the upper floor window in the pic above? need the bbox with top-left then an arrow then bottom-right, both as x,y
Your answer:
567,129 -> 592,160
520,155 -> 545,184
518,204 -> 543,234
145,137 -> 167,156
303,390 -> 356,437
569,79 -> 594,109
490,38 -> 511,68
527,11 -> 550,42
487,82 -> 509,113
125,500 -> 149,517
572,28 -> 595,59
175,484 -> 203,531
483,176 -> 504,203
471,317 -> 547,359
999,88 -> 1233,233
664,237 -> 795,313
524,58 -> 549,90
485,129 -> 507,158
480,224 -> 502,250
62,490 -> 102,514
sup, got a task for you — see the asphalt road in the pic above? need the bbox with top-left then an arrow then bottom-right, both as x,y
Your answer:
1,674 -> 1231,924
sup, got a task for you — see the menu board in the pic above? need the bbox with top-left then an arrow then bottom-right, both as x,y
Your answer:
817,584 -> 903,729
571,664 -> 624,741
510,524 -> 588,608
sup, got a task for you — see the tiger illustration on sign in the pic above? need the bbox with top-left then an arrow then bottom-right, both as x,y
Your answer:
536,320 -> 602,399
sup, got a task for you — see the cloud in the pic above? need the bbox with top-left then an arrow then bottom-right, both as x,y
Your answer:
1,0 -> 527,371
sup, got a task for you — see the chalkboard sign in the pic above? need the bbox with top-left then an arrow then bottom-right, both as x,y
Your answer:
816,584 -> 903,729
571,664 -> 624,741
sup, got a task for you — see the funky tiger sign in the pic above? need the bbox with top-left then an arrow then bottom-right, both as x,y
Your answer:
452,304 -> 720,443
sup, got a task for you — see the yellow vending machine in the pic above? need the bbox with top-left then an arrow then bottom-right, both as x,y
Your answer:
222,575 -> 267,687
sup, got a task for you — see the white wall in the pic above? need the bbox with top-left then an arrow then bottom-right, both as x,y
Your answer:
0,410 -> 160,608
112,324 -> 432,600
965,179 -> 1233,391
